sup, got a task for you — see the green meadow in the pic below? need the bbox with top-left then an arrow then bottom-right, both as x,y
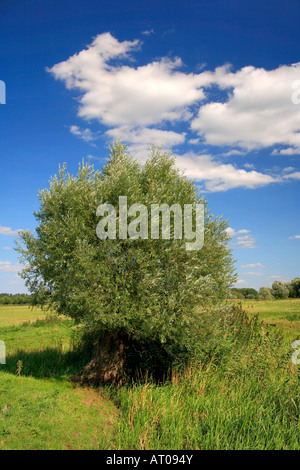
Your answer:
0,301 -> 299,450
0,305 -> 43,327
239,299 -> 300,344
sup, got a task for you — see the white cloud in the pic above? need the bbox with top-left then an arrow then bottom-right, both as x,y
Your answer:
241,263 -> 266,268
283,172 -> 300,181
0,261 -> 22,273
235,235 -> 257,249
0,226 -> 21,236
272,147 -> 300,156
222,149 -> 246,157
244,272 -> 264,276
191,63 -> 300,151
48,33 -> 300,192
2,247 -> 12,250
69,125 -> 99,142
188,138 -> 200,145
282,166 -> 296,172
86,154 -> 107,163
106,126 -> 186,160
234,279 -> 247,285
48,33 -> 206,128
175,152 -> 277,191
225,227 -> 256,248
142,29 -> 155,36
91,126 -> 185,163
226,227 -> 250,237
289,235 -> 300,239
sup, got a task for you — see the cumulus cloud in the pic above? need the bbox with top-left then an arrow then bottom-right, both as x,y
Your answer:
0,261 -> 22,273
283,171 -> 300,181
243,272 -> 264,276
235,235 -> 257,249
69,125 -> 99,142
225,227 -> 256,248
106,126 -> 186,160
241,263 -> 266,268
188,138 -> 200,145
191,63 -> 300,151
282,166 -> 296,172
226,228 -> 250,237
272,147 -> 300,156
0,226 -> 21,236
222,149 -> 246,157
234,279 -> 247,285
48,32 -> 206,128
175,152 -> 277,191
142,29 -> 155,36
48,33 -> 300,192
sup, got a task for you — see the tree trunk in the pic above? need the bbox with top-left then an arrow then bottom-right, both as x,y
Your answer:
69,330 -> 126,386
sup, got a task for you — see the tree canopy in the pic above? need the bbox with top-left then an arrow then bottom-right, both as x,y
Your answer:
271,281 -> 289,300
17,142 -> 236,382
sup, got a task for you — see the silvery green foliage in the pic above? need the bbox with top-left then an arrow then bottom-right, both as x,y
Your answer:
271,281 -> 289,299
17,142 -> 236,355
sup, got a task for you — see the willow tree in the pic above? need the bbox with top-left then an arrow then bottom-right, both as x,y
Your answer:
17,142 -> 236,384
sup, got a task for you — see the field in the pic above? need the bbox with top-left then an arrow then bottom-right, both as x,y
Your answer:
0,305 -> 43,327
239,299 -> 300,343
0,301 -> 299,450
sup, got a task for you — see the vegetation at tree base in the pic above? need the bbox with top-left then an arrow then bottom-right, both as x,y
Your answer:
1,300 -> 300,450
229,278 -> 300,300
16,142 -> 236,384
113,305 -> 298,451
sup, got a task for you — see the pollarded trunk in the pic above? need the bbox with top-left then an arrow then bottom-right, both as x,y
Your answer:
69,330 -> 125,386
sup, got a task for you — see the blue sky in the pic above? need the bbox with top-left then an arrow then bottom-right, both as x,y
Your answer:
0,0 -> 299,293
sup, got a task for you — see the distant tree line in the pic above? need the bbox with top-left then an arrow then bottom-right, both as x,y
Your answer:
229,278 -> 300,300
0,293 -> 33,305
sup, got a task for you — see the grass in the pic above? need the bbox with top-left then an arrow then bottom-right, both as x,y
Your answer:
0,307 -> 118,450
0,373 -> 117,450
113,361 -> 300,450
0,305 -> 43,327
0,301 -> 299,449
111,303 -> 300,450
239,299 -> 300,343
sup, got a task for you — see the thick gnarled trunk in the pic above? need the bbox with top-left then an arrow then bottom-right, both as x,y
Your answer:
69,330 -> 126,386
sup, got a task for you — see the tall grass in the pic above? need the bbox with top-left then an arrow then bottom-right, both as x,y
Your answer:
113,363 -> 300,450
109,305 -> 300,450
